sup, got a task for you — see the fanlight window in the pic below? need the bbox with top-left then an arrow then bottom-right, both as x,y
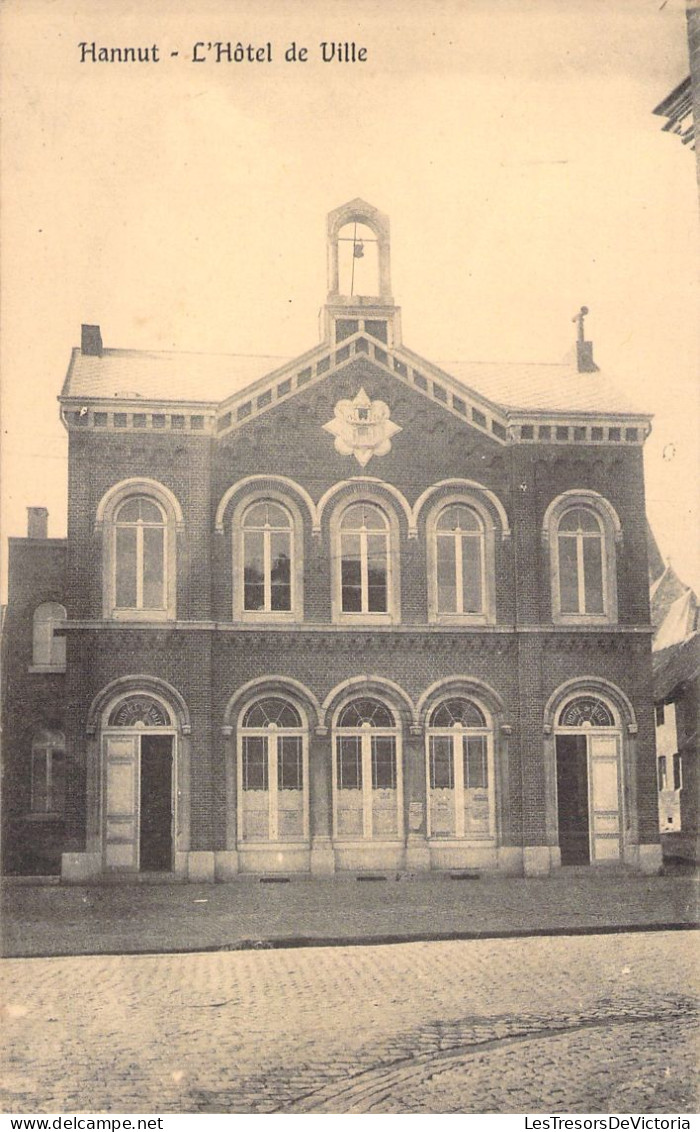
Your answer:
242,502 -> 292,613
334,697 -> 401,839
558,697 -> 615,728
426,697 -> 493,840
239,697 -> 307,842
435,506 -> 484,615
557,507 -> 605,615
108,696 -> 170,728
340,503 -> 389,614
31,729 -> 66,814
114,497 -> 166,611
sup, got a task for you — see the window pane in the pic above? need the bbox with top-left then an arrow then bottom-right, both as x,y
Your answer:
337,736 -> 362,789
560,507 -> 599,533
244,530 -> 265,610
142,526 -> 165,608
243,736 -> 268,790
278,736 -> 303,790
429,737 -> 454,789
583,537 -> 604,613
139,499 -> 163,523
658,756 -> 667,791
436,536 -> 457,613
50,750 -> 66,813
367,533 -> 387,612
117,498 -> 141,522
270,531 -> 291,611
461,535 -> 482,613
341,532 -> 362,611
338,699 -> 394,728
243,502 -> 268,527
464,736 -> 488,789
558,535 -> 579,613
673,753 -> 682,791
31,749 -> 49,812
430,699 -> 486,729
371,736 -> 396,789
115,527 -> 137,607
341,504 -> 365,531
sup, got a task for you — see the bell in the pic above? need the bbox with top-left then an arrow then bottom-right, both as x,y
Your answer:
353,240 -> 365,258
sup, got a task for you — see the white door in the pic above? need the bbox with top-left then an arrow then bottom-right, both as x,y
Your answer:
588,733 -> 621,862
103,733 -> 139,870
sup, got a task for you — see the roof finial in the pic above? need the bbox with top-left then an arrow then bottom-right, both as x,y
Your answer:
571,305 -> 598,373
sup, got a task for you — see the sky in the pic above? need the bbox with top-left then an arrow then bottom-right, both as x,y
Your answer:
1,0 -> 698,597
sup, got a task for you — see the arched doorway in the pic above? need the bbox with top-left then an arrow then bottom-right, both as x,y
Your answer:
102,693 -> 177,872
554,694 -> 622,865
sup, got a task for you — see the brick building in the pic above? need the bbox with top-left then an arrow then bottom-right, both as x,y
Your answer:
1,199 -> 662,880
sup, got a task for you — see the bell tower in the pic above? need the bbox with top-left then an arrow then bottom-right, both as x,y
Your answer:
323,198 -> 401,347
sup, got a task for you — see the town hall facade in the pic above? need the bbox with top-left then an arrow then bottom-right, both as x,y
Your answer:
1,199 -> 662,881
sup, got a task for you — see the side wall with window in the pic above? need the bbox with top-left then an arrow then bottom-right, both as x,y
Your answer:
2,537 -> 67,873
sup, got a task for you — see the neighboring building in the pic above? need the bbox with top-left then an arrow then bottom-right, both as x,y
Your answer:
1,199 -> 662,881
650,556 -> 699,862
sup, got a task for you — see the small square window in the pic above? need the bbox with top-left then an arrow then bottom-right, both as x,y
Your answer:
472,408 -> 487,428
336,344 -> 351,363
655,704 -> 665,727
625,428 -> 638,442
236,403 -> 251,421
520,425 -> 534,440
492,421 -> 507,440
413,373 -> 428,391
317,356 -> 330,375
538,425 -> 551,440
393,359 -> 407,377
257,390 -> 272,409
297,367 -> 312,385
191,415 -> 204,430
453,396 -> 467,416
218,412 -> 231,432
433,384 -> 447,403
277,378 -> 292,396
152,414 -> 166,429
94,412 -> 108,427
374,347 -> 388,365
573,426 -> 586,442
608,427 -> 621,442
114,413 -> 127,428
133,413 -> 147,428
171,415 -> 185,429
556,426 -> 569,441
365,319 -> 387,343
591,426 -> 603,441
335,318 -> 359,342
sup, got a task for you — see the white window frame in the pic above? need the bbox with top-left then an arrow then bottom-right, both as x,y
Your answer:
30,603 -> 66,671
545,493 -> 619,625
99,480 -> 180,622
30,730 -> 66,816
425,700 -> 496,842
426,495 -> 496,625
332,698 -> 403,841
237,699 -> 309,844
232,493 -> 304,623
330,496 -> 401,625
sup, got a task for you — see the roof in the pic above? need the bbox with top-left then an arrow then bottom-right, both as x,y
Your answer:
61,341 -> 648,418
654,632 -> 700,702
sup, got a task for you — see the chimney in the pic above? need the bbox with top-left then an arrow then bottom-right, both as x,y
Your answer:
572,306 -> 599,373
81,324 -> 103,356
27,507 -> 48,539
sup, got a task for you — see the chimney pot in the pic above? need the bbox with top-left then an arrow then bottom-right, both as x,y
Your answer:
81,324 -> 103,356
27,507 -> 48,539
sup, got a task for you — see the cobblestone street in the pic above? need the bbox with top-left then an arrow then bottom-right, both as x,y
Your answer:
1,931 -> 697,1114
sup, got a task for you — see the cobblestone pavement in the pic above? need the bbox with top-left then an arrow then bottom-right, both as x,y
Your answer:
1,931 -> 697,1113
2,872 -> 697,957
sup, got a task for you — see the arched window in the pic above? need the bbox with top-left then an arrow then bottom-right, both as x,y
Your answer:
31,603 -> 66,670
426,698 -> 495,841
238,697 -> 308,843
333,697 -> 403,840
31,730 -> 65,815
336,221 -> 380,298
435,505 -> 485,615
340,502 -> 390,615
98,479 -> 180,621
545,493 -> 619,624
114,497 -> 166,612
242,501 -> 292,613
557,507 -> 604,616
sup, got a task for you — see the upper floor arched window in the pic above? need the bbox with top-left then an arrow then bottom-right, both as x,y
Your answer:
31,603 -> 66,670
242,501 -> 292,614
98,479 -> 181,621
340,502 -> 389,615
545,492 -> 619,625
426,495 -> 497,624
